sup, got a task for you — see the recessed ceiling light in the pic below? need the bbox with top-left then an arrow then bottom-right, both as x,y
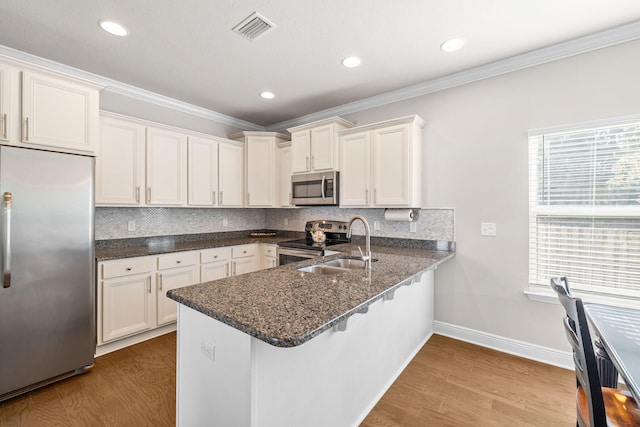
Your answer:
98,20 -> 129,37
260,91 -> 275,99
440,37 -> 466,53
341,56 -> 362,68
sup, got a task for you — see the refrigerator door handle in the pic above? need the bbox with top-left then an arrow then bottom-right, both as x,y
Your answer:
2,192 -> 12,288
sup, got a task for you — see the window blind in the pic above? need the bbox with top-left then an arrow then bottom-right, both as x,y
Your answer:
528,121 -> 640,299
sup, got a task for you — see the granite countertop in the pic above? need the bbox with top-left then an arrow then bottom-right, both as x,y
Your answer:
95,230 -> 303,261
168,242 -> 454,348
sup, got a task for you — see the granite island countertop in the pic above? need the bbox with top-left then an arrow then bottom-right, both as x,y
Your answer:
167,243 -> 454,347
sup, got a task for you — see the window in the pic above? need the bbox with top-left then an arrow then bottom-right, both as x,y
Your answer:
528,117 -> 640,306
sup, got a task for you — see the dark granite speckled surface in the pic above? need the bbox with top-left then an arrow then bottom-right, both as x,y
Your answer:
95,230 -> 304,261
168,242 -> 454,348
96,231 -> 455,348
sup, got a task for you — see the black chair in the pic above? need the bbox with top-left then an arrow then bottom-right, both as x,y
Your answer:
550,277 -> 640,427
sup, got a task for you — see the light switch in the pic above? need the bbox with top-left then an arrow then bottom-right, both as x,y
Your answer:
223,218 -> 228,227
127,220 -> 135,232
480,222 -> 497,236
374,221 -> 380,231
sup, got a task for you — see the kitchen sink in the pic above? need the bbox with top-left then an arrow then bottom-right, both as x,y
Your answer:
297,257 -> 377,275
297,264 -> 348,275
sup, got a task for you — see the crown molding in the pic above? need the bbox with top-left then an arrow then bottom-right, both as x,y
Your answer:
0,44 -> 264,131
2,19 -> 640,133
265,20 -> 640,131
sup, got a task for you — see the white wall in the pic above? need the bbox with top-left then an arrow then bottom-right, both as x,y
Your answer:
336,39 -> 640,351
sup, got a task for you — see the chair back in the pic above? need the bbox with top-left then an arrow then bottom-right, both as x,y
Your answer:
550,277 -> 607,426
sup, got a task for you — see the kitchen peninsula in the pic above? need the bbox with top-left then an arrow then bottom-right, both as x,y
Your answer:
168,241 -> 453,427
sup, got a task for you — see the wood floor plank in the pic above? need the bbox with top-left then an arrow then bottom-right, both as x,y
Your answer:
0,332 -> 576,426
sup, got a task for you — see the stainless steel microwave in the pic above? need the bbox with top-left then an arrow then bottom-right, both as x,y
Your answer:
291,171 -> 339,206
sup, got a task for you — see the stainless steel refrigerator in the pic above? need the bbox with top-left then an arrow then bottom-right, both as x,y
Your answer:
0,145 -> 95,401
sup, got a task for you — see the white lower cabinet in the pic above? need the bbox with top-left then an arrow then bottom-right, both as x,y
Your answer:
231,244 -> 259,276
97,243 -> 271,349
200,247 -> 232,282
262,244 -> 277,269
98,256 -> 155,344
156,251 -> 199,326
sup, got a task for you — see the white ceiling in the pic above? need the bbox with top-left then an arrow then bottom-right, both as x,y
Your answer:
2,1 -> 640,128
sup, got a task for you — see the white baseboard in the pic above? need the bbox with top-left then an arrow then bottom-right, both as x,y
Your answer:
95,324 -> 176,357
433,321 -> 573,370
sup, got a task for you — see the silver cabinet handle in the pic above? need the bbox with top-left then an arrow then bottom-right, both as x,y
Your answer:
374,189 -> 377,204
311,156 -> 315,169
321,175 -> 326,200
126,267 -> 132,271
247,192 -> 250,205
289,192 -> 292,206
1,113 -> 6,139
136,186 -> 140,203
176,260 -> 181,264
232,261 -> 236,276
220,191 -> 223,205
365,188 -> 369,204
158,273 -> 163,291
147,276 -> 151,294
2,192 -> 12,288
24,117 -> 29,142
225,263 -> 229,277
306,156 -> 310,170
147,187 -> 151,204
212,191 -> 216,205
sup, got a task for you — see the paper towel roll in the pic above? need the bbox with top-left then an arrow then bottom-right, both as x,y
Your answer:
384,209 -> 415,222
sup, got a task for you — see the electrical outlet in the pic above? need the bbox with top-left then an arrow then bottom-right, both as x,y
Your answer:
410,222 -> 417,233
284,218 -> 289,226
480,222 -> 497,236
223,218 -> 228,227
374,221 -> 380,231
200,340 -> 215,362
127,220 -> 135,232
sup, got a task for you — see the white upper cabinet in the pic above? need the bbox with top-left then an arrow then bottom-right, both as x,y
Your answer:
277,142 -> 293,207
0,60 -> 101,154
21,69 -> 100,154
232,131 -> 289,207
146,126 -> 188,205
339,115 -> 425,208
0,64 -> 17,142
218,141 -> 244,207
339,131 -> 371,206
97,114 -> 146,205
288,117 -> 354,174
188,136 -> 219,206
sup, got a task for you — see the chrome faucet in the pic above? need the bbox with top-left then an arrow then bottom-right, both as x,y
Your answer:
346,215 -> 372,269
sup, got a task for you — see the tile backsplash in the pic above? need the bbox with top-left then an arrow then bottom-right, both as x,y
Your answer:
96,207 -> 455,242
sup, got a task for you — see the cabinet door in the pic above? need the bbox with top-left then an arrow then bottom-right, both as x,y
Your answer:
201,261 -> 230,282
101,273 -> 154,343
232,256 -> 258,276
291,130 -> 311,173
218,142 -> 244,207
246,136 -> 275,206
340,131 -> 371,207
372,124 -> 410,206
157,265 -> 199,326
310,124 -> 335,171
188,136 -> 218,206
21,70 -> 98,153
0,65 -> 15,142
96,116 -> 145,205
146,127 -> 188,205
277,145 -> 293,207
261,244 -> 278,269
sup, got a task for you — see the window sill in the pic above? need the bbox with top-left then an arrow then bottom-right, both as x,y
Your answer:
526,289 -> 640,310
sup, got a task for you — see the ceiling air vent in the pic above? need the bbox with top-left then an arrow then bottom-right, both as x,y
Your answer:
232,12 -> 276,41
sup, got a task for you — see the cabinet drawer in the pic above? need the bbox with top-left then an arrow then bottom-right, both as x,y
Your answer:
232,244 -> 257,258
101,257 -> 154,279
157,251 -> 198,270
262,244 -> 277,258
201,247 -> 232,264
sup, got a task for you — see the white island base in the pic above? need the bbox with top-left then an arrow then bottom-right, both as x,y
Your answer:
176,270 -> 434,427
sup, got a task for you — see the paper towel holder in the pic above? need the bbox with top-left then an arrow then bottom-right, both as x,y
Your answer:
384,208 -> 418,222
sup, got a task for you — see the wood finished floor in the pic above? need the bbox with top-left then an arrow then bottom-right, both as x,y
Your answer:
0,333 -> 576,426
